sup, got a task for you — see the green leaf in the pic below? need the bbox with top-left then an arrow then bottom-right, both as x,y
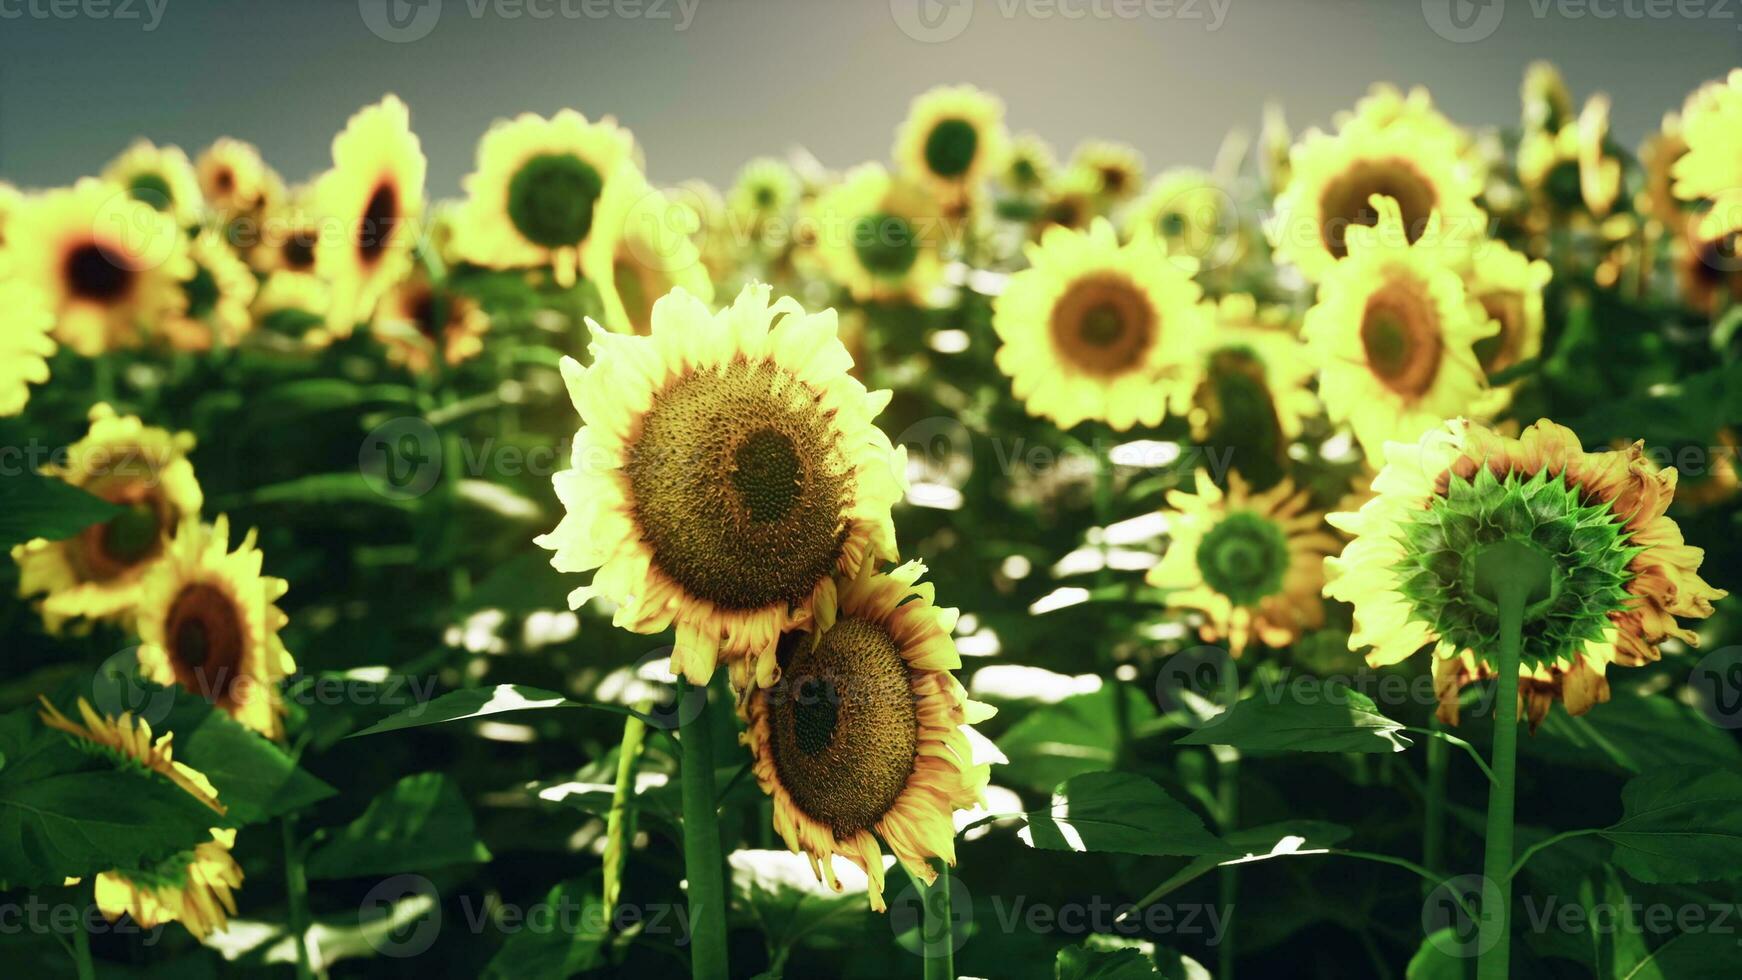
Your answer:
347,684 -> 635,738
1601,766 -> 1742,885
154,691 -> 335,824
303,772 -> 491,879
1528,692 -> 1742,774
731,849 -> 872,957
996,685 -> 1157,791
0,710 -> 221,888
1405,931 -> 1474,980
0,468 -> 121,548
1177,681 -> 1412,753
1019,772 -> 1226,857
1617,929 -> 1742,979
1055,943 -> 1160,979
482,873 -> 608,979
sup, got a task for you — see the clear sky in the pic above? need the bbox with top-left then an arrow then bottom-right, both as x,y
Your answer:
0,0 -> 1736,196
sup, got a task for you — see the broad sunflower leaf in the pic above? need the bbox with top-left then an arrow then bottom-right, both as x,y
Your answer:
1528,692 -> 1742,774
1019,772 -> 1226,857
996,684 -> 1157,791
1176,680 -> 1412,753
1601,766 -> 1742,885
1054,943 -> 1161,979
153,689 -> 336,824
1405,931 -> 1474,980
304,772 -> 491,880
482,873 -> 608,979
730,849 -> 873,957
0,467 -> 121,548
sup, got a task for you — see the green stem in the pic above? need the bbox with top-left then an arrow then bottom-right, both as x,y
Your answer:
1476,566 -> 1529,980
923,858 -> 954,980
1422,718 -> 1449,891
1403,726 -> 1498,787
679,679 -> 730,980
1092,446 -> 1131,764
283,815 -> 315,980
1506,827 -> 1601,882
604,700 -> 651,912
1217,749 -> 1239,980
72,878 -> 95,980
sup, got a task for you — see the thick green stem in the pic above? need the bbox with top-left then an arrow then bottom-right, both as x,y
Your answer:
72,878 -> 96,980
1422,716 -> 1449,890
1476,561 -> 1530,980
1217,749 -> 1239,980
679,680 -> 730,980
283,815 -> 315,980
604,700 -> 651,912
923,858 -> 954,980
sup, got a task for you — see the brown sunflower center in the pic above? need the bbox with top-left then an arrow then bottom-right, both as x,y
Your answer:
1474,292 -> 1524,374
1360,282 -> 1442,398
407,286 -> 443,339
1318,160 -> 1437,260
70,478 -> 170,583
626,357 -> 852,612
64,241 -> 136,303
1049,274 -> 1156,377
358,180 -> 399,267
283,230 -> 318,272
165,583 -> 247,706
768,617 -> 918,838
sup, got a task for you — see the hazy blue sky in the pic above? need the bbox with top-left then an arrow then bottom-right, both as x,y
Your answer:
0,0 -> 1736,196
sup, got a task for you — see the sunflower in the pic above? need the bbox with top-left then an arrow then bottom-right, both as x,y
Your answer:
1637,113 -> 1688,230
311,95 -> 427,333
1337,84 -> 1468,151
737,560 -> 993,911
372,268 -> 491,373
536,285 -> 906,687
1576,95 -> 1623,218
158,231 -> 258,351
134,516 -> 295,739
247,184 -> 323,276
1033,167 -> 1101,234
1124,168 -> 1237,267
1461,239 -> 1551,385
1301,196 -> 1495,467
103,139 -> 204,225
0,280 -> 56,417
1188,295 -> 1317,486
1521,61 -> 1575,135
455,109 -> 637,287
0,181 -> 23,249
40,698 -> 242,939
1147,471 -> 1340,655
1325,418 -> 1725,724
1000,132 -> 1056,194
1672,69 -> 1742,204
728,157 -> 801,229
1257,102 -> 1292,198
585,169 -> 715,335
1272,112 -> 1483,283
13,406 -> 203,631
812,163 -> 950,303
893,85 -> 1009,207
252,271 -> 333,342
1676,195 -> 1742,316
994,219 -> 1210,432
197,138 -> 278,217
674,178 -> 739,285
6,178 -> 193,355
1069,140 -> 1145,202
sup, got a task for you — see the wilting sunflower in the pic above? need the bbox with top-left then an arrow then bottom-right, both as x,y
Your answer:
1069,140 -> 1145,202
1672,69 -> 1742,204
1325,418 -> 1725,724
0,280 -> 56,417
456,109 -> 637,287
197,137 -> 279,217
1124,169 -> 1237,267
737,561 -> 993,911
7,178 -> 192,355
1461,239 -> 1551,390
536,285 -> 906,687
893,85 -> 1009,207
312,95 -> 427,333
135,516 -> 295,739
584,169 -> 715,335
13,405 -> 203,631
1188,295 -> 1317,488
995,219 -> 1210,431
40,698 -> 243,939
1301,197 -> 1495,467
159,231 -> 258,351
1148,471 -> 1340,655
728,156 -> 801,228
1000,132 -> 1056,195
252,271 -> 333,342
103,140 -> 204,224
1272,110 -> 1483,282
372,268 -> 491,373
812,163 -> 950,303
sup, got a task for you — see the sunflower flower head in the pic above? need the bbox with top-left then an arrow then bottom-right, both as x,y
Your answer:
1672,69 -> 1742,204
1187,295 -> 1317,488
159,230 -> 259,352
738,560 -> 995,911
586,168 -> 715,335
893,85 -> 1009,208
812,163 -> 951,303
312,95 -> 427,332
197,137 -> 280,217
1325,419 -> 1727,726
0,279 -> 56,417
102,139 -> 204,225
372,267 -> 491,373
537,284 -> 906,687
1001,133 -> 1056,194
1069,140 -> 1145,203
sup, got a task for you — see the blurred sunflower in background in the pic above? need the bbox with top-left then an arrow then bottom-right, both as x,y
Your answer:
0,279 -> 56,417
1147,471 -> 1339,655
251,271 -> 332,341
812,163 -> 949,303
537,285 -> 906,687
1069,139 -> 1145,203
1637,111 -> 1688,231
312,95 -> 427,332
1326,419 -> 1725,724
135,516 -> 295,740
586,169 -> 715,335
159,230 -> 259,351
738,561 -> 994,911
1124,168 -> 1236,267
102,139 -> 204,224
1460,239 -> 1551,411
1033,167 -> 1101,233
372,267 -> 491,373
1672,68 -> 1742,203
1188,294 -> 1317,488
1676,195 -> 1742,315
13,406 -> 203,631
456,109 -> 637,286
247,184 -> 322,277
893,84 -> 1008,209
0,180 -> 24,246
7,178 -> 192,355
994,219 -> 1210,431
1302,197 -> 1495,465
197,137 -> 279,218
40,698 -> 242,939
728,156 -> 801,230
1000,132 -> 1056,195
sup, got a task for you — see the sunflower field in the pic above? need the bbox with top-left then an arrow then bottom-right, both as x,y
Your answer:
3,59 -> 1742,980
